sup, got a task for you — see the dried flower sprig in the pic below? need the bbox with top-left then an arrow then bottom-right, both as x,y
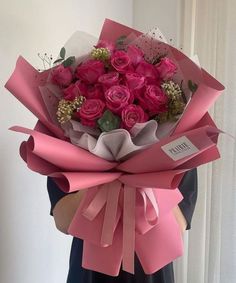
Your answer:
155,80 -> 186,124
161,80 -> 183,100
56,96 -> 86,124
91,47 -> 110,61
37,53 -> 53,71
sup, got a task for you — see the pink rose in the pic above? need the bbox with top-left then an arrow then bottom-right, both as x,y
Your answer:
74,80 -> 88,96
96,40 -> 115,53
51,65 -> 73,87
125,72 -> 145,91
63,80 -> 90,100
155,57 -> 177,80
78,99 -> 105,127
136,61 -> 160,84
121,104 -> 148,130
98,72 -> 120,90
111,51 -> 133,73
63,83 -> 78,101
75,60 -> 105,84
127,45 -> 144,66
86,84 -> 104,100
105,85 -> 133,114
138,85 -> 168,115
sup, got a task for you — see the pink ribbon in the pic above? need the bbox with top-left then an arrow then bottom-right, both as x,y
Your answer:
101,181 -> 121,247
139,188 -> 159,227
82,181 -> 160,274
122,185 -> 136,273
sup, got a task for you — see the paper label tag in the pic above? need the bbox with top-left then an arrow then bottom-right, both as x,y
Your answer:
161,136 -> 199,161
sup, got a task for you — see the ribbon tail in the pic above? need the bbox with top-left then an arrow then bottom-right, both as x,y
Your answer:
144,188 -> 159,225
101,180 -> 122,246
122,185 -> 136,274
135,210 -> 184,274
82,186 -> 107,221
82,223 -> 123,276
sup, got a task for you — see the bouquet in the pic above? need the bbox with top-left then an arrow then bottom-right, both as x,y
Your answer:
5,19 -> 224,276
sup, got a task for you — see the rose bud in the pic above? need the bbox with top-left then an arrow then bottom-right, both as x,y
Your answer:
51,65 -> 73,87
75,59 -> 105,84
63,83 -> 78,101
121,104 -> 148,130
111,50 -> 133,73
127,45 -> 144,66
136,61 -> 160,84
125,72 -> 145,91
138,85 -> 168,116
63,80 -> 90,100
78,98 -> 105,127
155,57 -> 177,80
98,72 -> 120,90
74,80 -> 88,96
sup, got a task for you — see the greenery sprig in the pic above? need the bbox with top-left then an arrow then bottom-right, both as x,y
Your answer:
97,110 -> 121,132
188,80 -> 198,93
53,47 -> 75,67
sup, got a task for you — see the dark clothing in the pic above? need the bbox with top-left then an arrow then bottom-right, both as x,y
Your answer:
47,169 -> 197,283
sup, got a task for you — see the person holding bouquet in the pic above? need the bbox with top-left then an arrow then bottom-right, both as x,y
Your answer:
5,19 -> 223,283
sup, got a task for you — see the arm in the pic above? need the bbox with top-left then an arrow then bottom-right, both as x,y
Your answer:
173,168 -> 198,233
47,177 -> 85,234
172,205 -> 187,233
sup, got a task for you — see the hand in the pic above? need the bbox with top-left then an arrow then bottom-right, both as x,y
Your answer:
52,190 -> 86,234
172,205 -> 187,234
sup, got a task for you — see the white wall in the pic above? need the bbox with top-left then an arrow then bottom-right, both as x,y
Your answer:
0,1 -> 133,283
133,0 -> 182,47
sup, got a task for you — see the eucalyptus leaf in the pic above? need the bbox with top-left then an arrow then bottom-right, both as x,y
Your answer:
53,58 -> 64,64
97,110 -> 120,132
62,56 -> 76,67
60,47 -> 66,59
188,80 -> 198,93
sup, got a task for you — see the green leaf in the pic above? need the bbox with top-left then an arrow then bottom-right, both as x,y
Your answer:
62,56 -> 76,67
97,110 -> 121,132
53,58 -> 64,64
188,80 -> 198,93
60,47 -> 66,59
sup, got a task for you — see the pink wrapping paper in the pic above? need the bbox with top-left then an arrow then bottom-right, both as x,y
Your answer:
5,19 -> 225,275
5,57 -> 64,139
10,119 -> 221,275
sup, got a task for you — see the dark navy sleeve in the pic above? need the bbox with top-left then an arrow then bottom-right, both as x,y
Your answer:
47,177 -> 69,216
178,168 -> 198,230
